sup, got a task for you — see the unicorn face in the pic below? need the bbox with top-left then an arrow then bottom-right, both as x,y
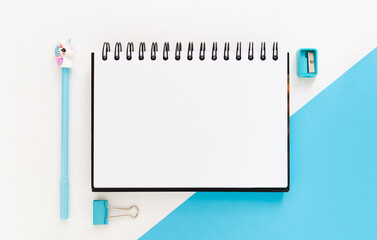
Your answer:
59,43 -> 73,57
55,39 -> 74,68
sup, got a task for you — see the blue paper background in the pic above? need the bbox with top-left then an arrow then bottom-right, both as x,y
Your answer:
141,48 -> 377,239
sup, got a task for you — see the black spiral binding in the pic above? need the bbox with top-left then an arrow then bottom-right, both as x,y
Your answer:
212,42 -> 217,60
151,42 -> 158,61
114,42 -> 122,61
163,42 -> 169,61
272,42 -> 278,61
102,42 -> 110,60
224,42 -> 230,61
260,42 -> 266,61
236,42 -> 242,61
126,42 -> 134,60
103,42 -> 279,61
199,42 -> 205,61
187,42 -> 194,61
139,42 -> 146,60
175,42 -> 182,60
248,42 -> 254,61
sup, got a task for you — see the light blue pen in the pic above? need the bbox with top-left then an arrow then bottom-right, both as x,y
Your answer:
55,39 -> 74,220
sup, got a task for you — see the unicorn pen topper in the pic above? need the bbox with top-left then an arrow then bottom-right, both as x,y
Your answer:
55,39 -> 73,220
55,39 -> 74,68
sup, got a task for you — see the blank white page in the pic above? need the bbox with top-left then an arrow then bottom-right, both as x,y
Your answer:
93,46 -> 288,190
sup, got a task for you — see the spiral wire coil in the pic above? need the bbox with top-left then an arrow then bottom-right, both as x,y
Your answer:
103,42 -> 279,61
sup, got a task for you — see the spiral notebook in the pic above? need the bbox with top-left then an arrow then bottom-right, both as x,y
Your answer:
91,41 -> 289,192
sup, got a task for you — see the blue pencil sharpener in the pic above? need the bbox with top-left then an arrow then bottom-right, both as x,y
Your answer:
297,48 -> 318,78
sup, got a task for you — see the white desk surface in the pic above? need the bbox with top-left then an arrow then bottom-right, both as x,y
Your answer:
1,0 -> 377,239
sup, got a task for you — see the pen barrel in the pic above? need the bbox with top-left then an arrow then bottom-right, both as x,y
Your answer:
60,68 -> 69,219
60,180 -> 69,219
61,68 -> 69,179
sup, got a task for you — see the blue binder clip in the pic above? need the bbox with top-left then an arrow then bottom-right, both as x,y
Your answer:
93,200 -> 109,225
297,48 -> 318,77
93,200 -> 139,225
